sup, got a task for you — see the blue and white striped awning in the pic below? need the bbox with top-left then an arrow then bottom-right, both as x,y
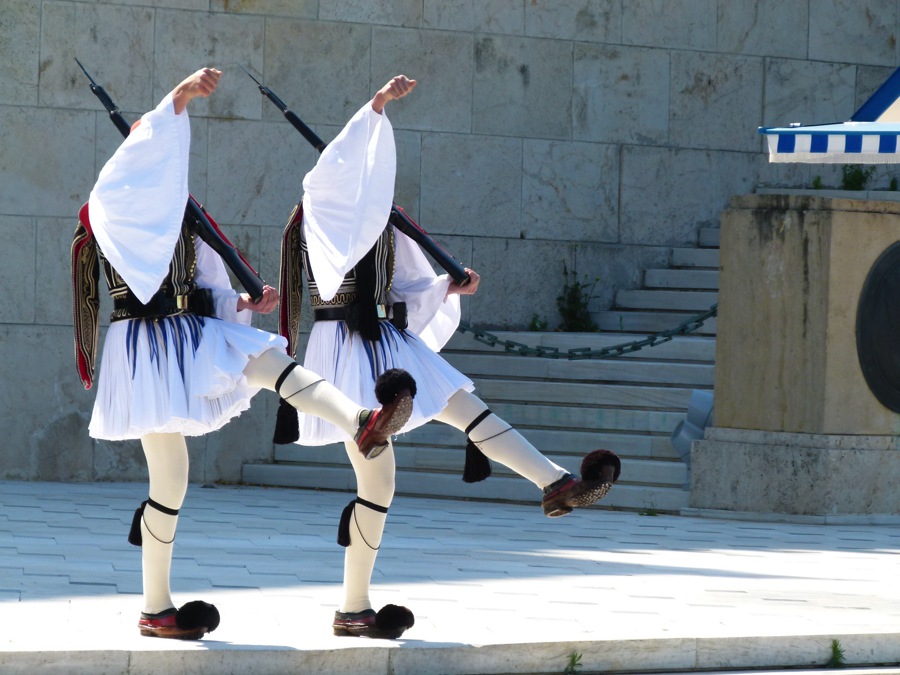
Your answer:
760,66 -> 900,164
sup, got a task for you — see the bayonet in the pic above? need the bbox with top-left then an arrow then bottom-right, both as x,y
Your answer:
74,58 -> 131,137
240,64 -> 326,153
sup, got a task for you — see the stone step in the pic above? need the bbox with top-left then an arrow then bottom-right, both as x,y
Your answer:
486,402 -> 685,435
447,331 -> 716,363
698,227 -> 720,247
644,268 -> 719,290
271,442 -> 685,485
594,310 -> 718,336
241,463 -> 690,513
472,379 -> 697,409
615,289 -> 719,312
276,425 -> 682,464
443,353 -> 715,387
671,246 -> 720,268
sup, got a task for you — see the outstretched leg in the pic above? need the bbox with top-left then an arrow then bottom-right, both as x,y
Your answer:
136,433 -> 219,640
434,389 -> 567,487
244,349 -> 363,435
244,349 -> 413,458
435,389 -> 620,516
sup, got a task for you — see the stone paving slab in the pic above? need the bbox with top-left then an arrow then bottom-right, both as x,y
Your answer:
1,480 -> 900,674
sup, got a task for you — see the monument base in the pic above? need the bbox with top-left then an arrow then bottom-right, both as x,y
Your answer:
691,428 -> 900,516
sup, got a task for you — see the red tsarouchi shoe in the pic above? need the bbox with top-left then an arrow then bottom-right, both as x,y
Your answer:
138,601 -> 220,640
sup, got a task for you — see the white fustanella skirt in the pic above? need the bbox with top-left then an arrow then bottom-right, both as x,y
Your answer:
296,320 -> 473,446
89,314 -> 286,441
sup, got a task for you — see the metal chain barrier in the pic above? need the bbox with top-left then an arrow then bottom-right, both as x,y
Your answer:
456,304 -> 718,360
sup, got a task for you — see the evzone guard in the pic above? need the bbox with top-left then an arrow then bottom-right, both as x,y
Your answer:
72,67 -> 415,640
275,75 -> 622,639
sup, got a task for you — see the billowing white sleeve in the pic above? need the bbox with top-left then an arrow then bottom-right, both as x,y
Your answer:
194,238 -> 250,326
302,102 -> 396,301
87,92 -> 191,304
388,228 -> 459,352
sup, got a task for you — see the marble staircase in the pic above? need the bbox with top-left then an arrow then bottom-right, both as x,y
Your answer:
242,228 -> 720,513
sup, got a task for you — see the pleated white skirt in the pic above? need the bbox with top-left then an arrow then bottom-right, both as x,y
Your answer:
89,314 -> 286,441
297,320 -> 473,445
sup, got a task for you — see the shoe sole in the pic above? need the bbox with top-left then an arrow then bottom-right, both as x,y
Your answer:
139,626 -> 207,640
333,625 -> 408,639
543,480 -> 613,518
364,391 -> 414,460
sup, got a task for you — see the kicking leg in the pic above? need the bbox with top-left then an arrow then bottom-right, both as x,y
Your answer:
434,389 -> 567,487
435,389 -> 621,517
244,348 -> 414,458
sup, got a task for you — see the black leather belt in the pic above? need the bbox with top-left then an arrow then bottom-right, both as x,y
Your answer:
314,304 -> 385,322
111,288 -> 214,322
314,302 -> 407,329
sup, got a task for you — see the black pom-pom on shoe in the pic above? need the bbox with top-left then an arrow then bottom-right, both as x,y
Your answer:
581,449 -> 621,483
541,449 -> 621,518
374,368 -> 417,404
177,600 -> 220,633
375,604 -> 415,636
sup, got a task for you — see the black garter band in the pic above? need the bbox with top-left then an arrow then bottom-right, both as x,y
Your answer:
272,361 -> 325,445
128,497 -> 180,547
338,497 -> 389,548
274,361 -> 300,396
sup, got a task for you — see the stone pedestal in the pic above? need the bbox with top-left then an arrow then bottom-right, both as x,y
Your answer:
690,193 -> 900,516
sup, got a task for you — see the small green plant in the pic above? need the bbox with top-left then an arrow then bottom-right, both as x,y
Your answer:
841,165 -> 875,191
563,650 -> 583,674
891,177 -> 898,191
812,175 -> 824,189
826,638 -> 846,668
639,508 -> 659,517
528,313 -> 549,331
557,262 -> 598,332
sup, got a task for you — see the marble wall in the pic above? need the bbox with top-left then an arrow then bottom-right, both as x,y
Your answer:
3,0 -> 900,481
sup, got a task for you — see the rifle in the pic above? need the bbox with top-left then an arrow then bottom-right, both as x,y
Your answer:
76,59 -> 266,302
240,65 -> 471,286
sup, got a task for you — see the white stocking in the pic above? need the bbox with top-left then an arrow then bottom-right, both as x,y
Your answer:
244,348 -> 364,435
435,390 -> 567,489
140,432 -> 189,615
340,439 -> 395,613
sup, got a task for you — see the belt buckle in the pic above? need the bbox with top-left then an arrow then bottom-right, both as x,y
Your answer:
376,304 -> 387,319
176,295 -> 188,311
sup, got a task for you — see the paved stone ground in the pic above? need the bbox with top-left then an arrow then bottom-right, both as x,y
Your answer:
1,480 -> 900,674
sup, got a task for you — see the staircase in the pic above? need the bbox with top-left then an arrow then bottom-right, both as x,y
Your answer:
595,227 -> 719,335
242,228 -> 720,514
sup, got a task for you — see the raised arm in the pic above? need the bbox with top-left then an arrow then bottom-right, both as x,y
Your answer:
171,67 -> 222,115
371,75 -> 416,114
